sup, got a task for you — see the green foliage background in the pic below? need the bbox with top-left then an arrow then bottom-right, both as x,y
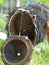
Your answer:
20,0 -> 49,6
26,39 -> 49,65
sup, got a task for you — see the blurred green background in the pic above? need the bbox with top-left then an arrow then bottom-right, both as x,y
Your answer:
0,0 -> 49,65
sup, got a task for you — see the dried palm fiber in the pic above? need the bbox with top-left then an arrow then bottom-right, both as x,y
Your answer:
8,3 -> 49,45
25,3 -> 49,44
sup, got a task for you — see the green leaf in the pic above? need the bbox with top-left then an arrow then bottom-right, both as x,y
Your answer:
0,39 -> 4,47
0,0 -> 4,5
0,52 -> 4,65
41,0 -> 49,3
0,19 -> 6,30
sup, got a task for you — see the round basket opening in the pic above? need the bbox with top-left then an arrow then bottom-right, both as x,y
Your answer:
4,40 -> 27,63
